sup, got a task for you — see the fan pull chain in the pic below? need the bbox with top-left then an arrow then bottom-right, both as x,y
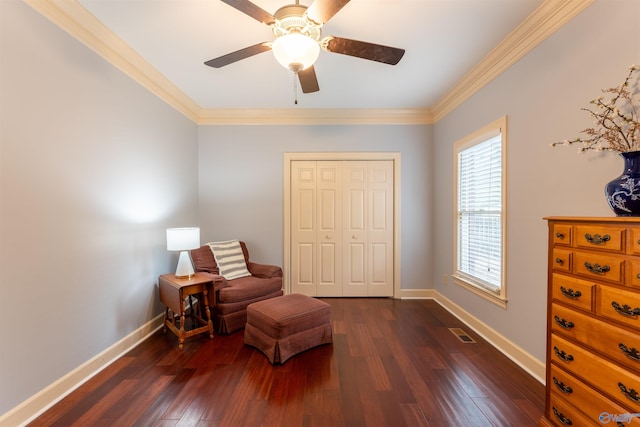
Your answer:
293,73 -> 298,105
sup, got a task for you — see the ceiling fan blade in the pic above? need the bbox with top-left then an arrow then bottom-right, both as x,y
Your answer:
306,0 -> 350,24
324,36 -> 405,65
204,42 -> 272,68
298,66 -> 320,93
220,0 -> 275,25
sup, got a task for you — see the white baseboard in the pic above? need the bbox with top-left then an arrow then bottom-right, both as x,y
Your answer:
0,314 -> 165,427
399,288 -> 437,299
418,290 -> 546,384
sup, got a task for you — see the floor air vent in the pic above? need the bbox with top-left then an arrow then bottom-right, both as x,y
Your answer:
449,328 -> 476,343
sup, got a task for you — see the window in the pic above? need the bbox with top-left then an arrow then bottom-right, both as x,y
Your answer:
453,116 -> 507,306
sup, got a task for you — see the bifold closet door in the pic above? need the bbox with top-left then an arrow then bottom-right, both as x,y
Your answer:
291,160 -> 393,297
291,161 -> 342,296
343,161 -> 394,297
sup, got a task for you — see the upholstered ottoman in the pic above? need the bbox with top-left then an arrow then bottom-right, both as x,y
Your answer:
244,294 -> 332,364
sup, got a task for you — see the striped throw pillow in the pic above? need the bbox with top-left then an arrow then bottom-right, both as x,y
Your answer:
207,240 -> 252,280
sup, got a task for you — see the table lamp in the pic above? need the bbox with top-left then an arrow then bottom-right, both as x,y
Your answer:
166,227 -> 200,279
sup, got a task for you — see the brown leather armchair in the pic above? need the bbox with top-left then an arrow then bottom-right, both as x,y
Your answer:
190,241 -> 283,334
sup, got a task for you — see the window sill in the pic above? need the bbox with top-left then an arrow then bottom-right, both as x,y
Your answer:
451,274 -> 507,309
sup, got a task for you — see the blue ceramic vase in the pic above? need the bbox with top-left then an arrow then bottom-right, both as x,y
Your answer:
605,151 -> 640,216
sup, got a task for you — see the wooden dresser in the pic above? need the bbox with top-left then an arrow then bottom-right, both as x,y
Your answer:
542,217 -> 640,426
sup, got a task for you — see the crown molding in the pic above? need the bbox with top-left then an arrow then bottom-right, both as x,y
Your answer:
431,0 -> 596,122
197,108 -> 433,125
24,0 -> 593,126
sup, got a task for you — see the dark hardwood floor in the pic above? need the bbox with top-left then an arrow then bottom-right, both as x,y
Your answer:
29,299 -> 545,426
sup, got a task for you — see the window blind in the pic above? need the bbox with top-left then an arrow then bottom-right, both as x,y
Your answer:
457,133 -> 502,291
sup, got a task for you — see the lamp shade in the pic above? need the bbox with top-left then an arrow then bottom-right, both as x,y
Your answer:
166,227 -> 200,251
272,33 -> 320,72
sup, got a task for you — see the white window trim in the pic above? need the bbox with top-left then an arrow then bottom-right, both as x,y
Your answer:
452,116 -> 508,308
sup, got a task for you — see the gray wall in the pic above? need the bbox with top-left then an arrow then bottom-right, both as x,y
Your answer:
198,125 -> 434,289
432,0 -> 640,363
0,1 -> 199,414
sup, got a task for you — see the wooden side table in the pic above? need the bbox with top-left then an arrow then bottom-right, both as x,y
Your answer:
158,272 -> 214,350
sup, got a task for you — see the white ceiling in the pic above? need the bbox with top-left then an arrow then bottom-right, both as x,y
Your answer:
74,0 -> 544,111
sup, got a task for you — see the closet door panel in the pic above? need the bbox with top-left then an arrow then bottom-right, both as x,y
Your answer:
348,190 -> 365,230
291,161 -> 317,296
343,161 -> 367,296
344,241 -> 366,295
316,162 -> 342,296
318,242 -> 337,294
367,161 -> 393,296
297,243 -> 314,284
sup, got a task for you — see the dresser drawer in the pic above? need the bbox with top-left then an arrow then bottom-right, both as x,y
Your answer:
551,334 -> 640,412
548,392 -> 599,427
598,285 -> 640,330
552,249 -> 572,272
550,365 -> 640,426
628,259 -> 640,288
551,303 -> 640,372
553,224 -> 573,246
574,251 -> 624,285
630,228 -> 640,255
552,274 -> 594,312
575,225 -> 625,252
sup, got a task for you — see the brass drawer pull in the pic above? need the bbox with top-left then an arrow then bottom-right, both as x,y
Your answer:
618,382 -> 640,402
612,301 -> 640,317
584,261 -> 610,274
584,233 -> 611,244
554,315 -> 575,330
553,346 -> 574,362
555,258 -> 564,265
552,377 -> 573,394
555,232 -> 565,239
619,343 -> 640,361
552,407 -> 573,425
560,286 -> 582,299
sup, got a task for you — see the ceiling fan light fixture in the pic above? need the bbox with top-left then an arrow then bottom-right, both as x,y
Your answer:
272,32 -> 320,72
207,0 -> 405,95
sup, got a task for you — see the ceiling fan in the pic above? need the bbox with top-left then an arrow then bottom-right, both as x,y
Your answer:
204,0 -> 405,94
